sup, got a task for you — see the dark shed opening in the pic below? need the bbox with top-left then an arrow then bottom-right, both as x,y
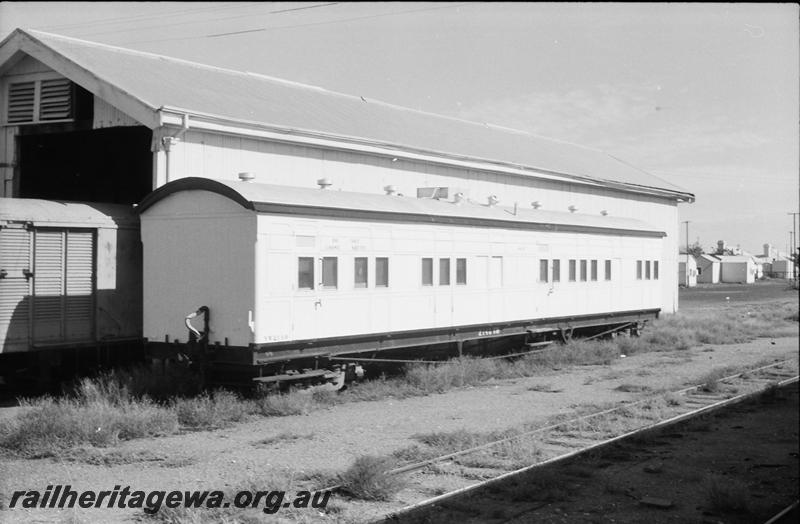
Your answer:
18,126 -> 152,205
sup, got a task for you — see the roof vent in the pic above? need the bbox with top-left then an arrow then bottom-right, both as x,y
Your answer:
487,195 -> 499,207
453,192 -> 465,204
7,81 -> 35,123
384,185 -> 398,195
238,172 -> 255,182
600,210 -> 608,216
568,205 -> 578,213
416,187 -> 467,202
6,78 -> 74,124
317,178 -> 332,189
531,201 -> 542,209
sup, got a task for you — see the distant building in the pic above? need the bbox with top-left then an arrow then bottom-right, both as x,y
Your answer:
678,255 -> 698,287
716,255 -> 757,284
695,254 -> 721,284
770,259 -> 796,279
756,244 -> 795,279
716,240 -> 742,256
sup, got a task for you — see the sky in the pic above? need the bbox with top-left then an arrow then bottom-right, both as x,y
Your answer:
1,2 -> 798,255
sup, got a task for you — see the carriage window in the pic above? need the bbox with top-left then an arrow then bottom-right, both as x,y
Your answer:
604,260 -> 611,281
456,258 -> 467,285
298,257 -> 314,290
654,261 -> 659,280
354,257 -> 368,288
645,260 -> 651,280
552,259 -> 560,282
422,258 -> 433,286
569,259 -> 576,282
376,257 -> 389,287
636,260 -> 643,280
591,260 -> 598,281
580,260 -> 588,282
322,257 -> 338,288
539,259 -> 548,283
439,258 -> 450,286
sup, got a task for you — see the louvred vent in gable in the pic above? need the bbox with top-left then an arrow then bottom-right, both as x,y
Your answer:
7,81 -> 35,123
39,78 -> 73,121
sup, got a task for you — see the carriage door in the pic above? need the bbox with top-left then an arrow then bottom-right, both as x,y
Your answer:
32,228 -> 95,344
0,224 -> 32,352
611,257 -> 623,311
487,255 -> 504,322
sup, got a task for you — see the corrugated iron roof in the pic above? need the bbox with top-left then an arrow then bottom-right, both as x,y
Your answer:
695,254 -> 721,263
139,177 -> 664,237
0,197 -> 138,227
713,255 -> 754,263
3,29 -> 692,199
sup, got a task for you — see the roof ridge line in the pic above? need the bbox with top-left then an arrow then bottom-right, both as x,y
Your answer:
22,29 -> 334,92
21,29 -> 615,155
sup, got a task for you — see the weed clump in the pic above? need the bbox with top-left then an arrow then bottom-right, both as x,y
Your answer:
0,377 -> 177,457
172,389 -> 250,428
254,390 -> 315,417
337,455 -> 406,501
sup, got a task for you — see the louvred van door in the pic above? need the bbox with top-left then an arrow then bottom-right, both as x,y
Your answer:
0,225 -> 32,353
32,229 -> 95,344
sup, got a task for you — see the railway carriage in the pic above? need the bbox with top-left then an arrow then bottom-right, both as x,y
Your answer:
0,199 -> 141,386
0,28 -> 694,388
139,177 -> 665,385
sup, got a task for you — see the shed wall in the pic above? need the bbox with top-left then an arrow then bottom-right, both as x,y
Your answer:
166,130 -> 681,313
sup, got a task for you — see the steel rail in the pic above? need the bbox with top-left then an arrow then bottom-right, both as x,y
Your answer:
388,359 -> 797,476
323,358 -> 797,498
380,371 -> 799,522
763,500 -> 799,524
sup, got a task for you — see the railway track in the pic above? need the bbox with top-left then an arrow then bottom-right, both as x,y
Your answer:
330,358 -> 799,523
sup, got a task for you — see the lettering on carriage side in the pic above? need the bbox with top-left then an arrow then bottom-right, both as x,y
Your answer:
264,335 -> 289,342
477,328 -> 502,337
350,239 -> 367,251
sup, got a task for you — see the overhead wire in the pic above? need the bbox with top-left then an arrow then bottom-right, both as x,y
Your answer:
115,2 -> 476,45
57,2 -> 340,40
31,2 -> 267,32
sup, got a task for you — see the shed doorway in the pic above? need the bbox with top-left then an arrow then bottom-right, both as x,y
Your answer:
18,126 -> 152,205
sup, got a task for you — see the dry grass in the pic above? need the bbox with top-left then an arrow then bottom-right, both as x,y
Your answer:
61,447 -> 166,466
614,383 -> 651,393
0,377 -> 178,458
527,383 -> 564,393
253,391 -> 316,416
173,389 -> 251,429
255,432 -> 315,447
2,300 -> 794,460
336,455 -> 406,501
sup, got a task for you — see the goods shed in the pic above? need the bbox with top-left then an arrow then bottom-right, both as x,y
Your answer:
0,28 -> 693,320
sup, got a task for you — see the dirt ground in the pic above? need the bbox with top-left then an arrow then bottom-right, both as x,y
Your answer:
679,279 -> 798,309
1,330 -> 797,523
0,282 -> 797,523
403,382 -> 800,524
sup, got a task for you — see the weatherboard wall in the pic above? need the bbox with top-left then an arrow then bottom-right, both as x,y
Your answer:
163,129 -> 680,313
